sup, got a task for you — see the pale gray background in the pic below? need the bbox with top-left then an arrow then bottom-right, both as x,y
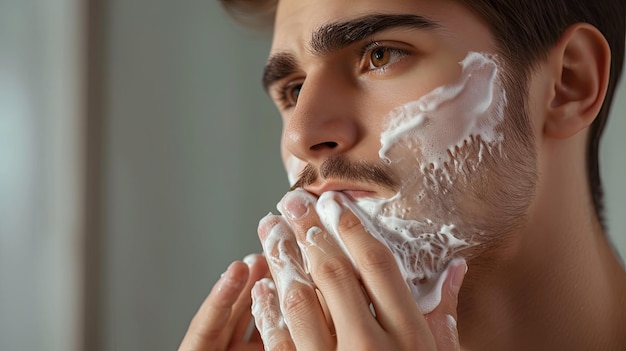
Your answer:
99,2 -> 280,350
0,1 -> 624,350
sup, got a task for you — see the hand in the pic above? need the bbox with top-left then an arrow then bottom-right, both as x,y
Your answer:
254,189 -> 467,350
178,253 -> 269,351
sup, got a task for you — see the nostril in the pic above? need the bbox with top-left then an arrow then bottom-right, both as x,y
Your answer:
310,141 -> 338,151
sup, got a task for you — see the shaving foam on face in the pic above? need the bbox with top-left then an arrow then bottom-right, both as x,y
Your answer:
313,52 -> 505,313
379,52 -> 505,172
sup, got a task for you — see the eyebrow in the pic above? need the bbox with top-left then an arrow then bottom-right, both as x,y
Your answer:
262,14 -> 440,92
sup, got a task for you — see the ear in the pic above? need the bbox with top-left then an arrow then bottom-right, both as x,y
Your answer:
544,23 -> 611,139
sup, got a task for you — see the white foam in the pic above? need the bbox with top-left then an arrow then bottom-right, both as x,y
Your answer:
316,52 -> 506,313
251,278 -> 288,348
270,52 -> 507,315
379,52 -> 506,173
259,214 -> 314,299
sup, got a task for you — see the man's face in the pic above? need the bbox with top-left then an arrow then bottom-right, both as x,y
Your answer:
265,0 -> 537,306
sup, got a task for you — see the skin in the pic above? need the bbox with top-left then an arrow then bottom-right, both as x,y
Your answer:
178,254 -> 268,351
179,0 -> 626,350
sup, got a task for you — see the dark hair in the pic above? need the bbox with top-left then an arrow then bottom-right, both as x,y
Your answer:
220,0 -> 625,225
458,1 -> 625,227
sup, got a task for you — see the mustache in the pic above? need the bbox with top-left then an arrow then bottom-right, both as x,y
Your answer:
290,155 -> 398,191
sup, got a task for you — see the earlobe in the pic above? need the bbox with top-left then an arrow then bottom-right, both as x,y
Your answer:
544,23 -> 611,139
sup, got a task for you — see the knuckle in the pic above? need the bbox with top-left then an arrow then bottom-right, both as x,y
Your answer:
200,329 -> 222,345
337,211 -> 362,234
314,255 -> 353,281
270,338 -> 295,351
281,284 -> 316,315
359,246 -> 396,274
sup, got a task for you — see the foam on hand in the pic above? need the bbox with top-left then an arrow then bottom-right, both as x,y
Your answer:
315,192 -> 468,313
258,214 -> 314,300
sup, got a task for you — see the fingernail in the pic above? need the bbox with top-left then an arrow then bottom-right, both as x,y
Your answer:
252,278 -> 276,298
278,190 -> 314,220
220,261 -> 234,279
219,262 -> 245,290
251,280 -> 263,298
449,258 -> 467,294
284,198 -> 308,220
243,253 -> 258,267
258,213 -> 280,241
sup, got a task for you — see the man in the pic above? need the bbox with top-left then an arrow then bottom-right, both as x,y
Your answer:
179,0 -> 626,350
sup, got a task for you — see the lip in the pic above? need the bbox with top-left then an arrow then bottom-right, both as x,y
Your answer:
304,181 -> 378,199
340,190 -> 378,201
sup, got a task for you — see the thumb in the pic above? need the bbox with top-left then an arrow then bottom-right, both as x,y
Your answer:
424,258 -> 467,351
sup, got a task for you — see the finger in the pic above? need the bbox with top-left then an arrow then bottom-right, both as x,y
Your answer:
178,261 -> 249,351
322,192 -> 436,347
258,214 -> 311,293
424,258 -> 467,351
278,190 -> 377,339
229,254 -> 270,344
258,213 -> 332,348
251,278 -> 296,351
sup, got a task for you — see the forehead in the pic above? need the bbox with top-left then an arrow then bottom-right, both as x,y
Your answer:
270,0 -> 492,54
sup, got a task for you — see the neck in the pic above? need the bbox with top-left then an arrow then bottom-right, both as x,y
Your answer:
457,135 -> 626,350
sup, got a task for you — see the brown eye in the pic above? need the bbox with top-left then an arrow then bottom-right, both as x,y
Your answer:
370,47 -> 391,68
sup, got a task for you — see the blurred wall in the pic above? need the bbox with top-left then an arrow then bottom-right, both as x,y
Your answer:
98,1 -> 282,350
602,81 -> 626,261
0,0 -> 83,350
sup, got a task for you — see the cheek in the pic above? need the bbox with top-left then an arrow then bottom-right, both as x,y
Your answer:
525,67 -> 552,142
379,52 -> 505,173
369,53 -> 464,108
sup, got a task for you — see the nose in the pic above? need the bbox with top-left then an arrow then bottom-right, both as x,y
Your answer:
282,72 -> 359,164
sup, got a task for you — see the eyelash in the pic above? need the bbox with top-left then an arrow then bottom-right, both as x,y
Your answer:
277,81 -> 303,110
359,40 -> 410,72
276,41 -> 410,109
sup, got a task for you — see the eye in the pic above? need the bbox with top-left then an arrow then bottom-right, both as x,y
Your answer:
370,47 -> 391,68
277,81 -> 303,109
362,42 -> 410,72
